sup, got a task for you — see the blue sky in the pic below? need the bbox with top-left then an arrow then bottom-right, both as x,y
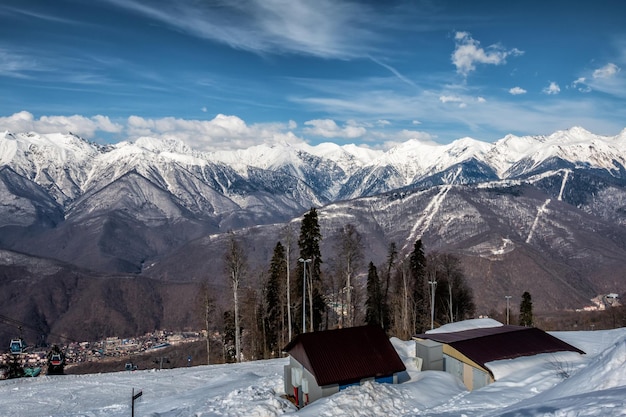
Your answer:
1,0 -> 625,151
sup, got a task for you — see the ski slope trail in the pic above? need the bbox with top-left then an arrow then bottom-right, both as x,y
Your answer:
558,169 -> 570,201
402,168 -> 460,252
526,198 -> 551,244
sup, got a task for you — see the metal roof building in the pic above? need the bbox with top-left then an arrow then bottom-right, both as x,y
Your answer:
283,325 -> 406,407
415,325 -> 585,390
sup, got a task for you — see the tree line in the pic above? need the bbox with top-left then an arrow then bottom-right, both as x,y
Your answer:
199,207 -> 479,363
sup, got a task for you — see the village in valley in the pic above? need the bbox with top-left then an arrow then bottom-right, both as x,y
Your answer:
0,329 -> 204,378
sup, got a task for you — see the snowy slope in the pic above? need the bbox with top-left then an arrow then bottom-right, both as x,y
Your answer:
1,325 -> 624,417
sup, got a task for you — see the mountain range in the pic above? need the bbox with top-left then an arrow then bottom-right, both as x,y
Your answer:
1,126 -> 626,343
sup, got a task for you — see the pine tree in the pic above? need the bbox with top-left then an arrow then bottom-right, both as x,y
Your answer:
519,291 -> 533,326
381,242 -> 397,331
365,262 -> 383,327
297,208 -> 325,332
265,242 -> 285,356
410,239 -> 428,333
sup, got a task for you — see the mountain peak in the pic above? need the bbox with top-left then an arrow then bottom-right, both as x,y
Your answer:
547,126 -> 595,143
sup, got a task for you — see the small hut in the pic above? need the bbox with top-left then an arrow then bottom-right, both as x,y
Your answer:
415,323 -> 585,390
283,325 -> 406,407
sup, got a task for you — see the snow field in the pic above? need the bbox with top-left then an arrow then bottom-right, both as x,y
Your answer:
0,325 -> 625,416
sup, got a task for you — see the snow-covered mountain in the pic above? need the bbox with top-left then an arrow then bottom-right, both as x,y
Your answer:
2,126 -> 626,337
3,126 -> 626,212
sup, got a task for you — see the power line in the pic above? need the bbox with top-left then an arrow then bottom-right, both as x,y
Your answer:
0,313 -> 76,345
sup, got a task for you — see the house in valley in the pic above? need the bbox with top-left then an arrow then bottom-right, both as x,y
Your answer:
283,325 -> 406,407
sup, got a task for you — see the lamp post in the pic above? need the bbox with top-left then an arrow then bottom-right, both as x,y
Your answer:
505,295 -> 512,325
299,258 -> 311,333
428,280 -> 437,330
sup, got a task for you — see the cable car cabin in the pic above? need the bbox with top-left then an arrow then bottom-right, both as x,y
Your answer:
9,339 -> 26,354
50,354 -> 63,366
47,350 -> 66,375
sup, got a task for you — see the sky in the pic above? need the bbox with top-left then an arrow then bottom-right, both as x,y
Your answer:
1,322 -> 625,416
1,0 -> 625,151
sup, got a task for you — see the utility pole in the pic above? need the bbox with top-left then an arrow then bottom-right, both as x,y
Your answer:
299,258 -> 311,333
505,295 -> 512,325
428,280 -> 437,330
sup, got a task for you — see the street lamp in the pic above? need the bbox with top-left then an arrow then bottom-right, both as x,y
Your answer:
505,295 -> 512,325
299,258 -> 311,333
428,280 -> 437,330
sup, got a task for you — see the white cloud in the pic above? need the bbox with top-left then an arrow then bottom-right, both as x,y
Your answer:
477,96 -> 486,103
125,114 -> 301,151
0,111 -> 122,137
451,32 -> 523,76
439,95 -> 463,103
593,63 -> 620,79
303,119 -> 367,139
509,86 -> 527,95
572,77 -> 591,93
543,82 -> 561,95
377,119 -> 391,127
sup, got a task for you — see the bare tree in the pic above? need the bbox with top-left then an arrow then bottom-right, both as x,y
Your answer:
391,258 -> 412,339
224,232 -> 247,362
282,225 -> 295,342
334,224 -> 364,327
427,252 -> 475,325
198,282 -> 216,365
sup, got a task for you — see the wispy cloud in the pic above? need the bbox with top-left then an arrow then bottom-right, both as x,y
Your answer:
451,32 -> 523,76
509,86 -> 527,95
0,48 -> 39,78
571,63 -> 624,97
368,56 -> 416,87
0,4 -> 80,25
102,0 -> 384,59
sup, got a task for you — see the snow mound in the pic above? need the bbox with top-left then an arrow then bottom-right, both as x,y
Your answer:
491,331 -> 626,417
426,317 -> 503,334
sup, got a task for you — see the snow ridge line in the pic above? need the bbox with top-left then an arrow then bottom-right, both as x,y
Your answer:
526,198 -> 551,244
